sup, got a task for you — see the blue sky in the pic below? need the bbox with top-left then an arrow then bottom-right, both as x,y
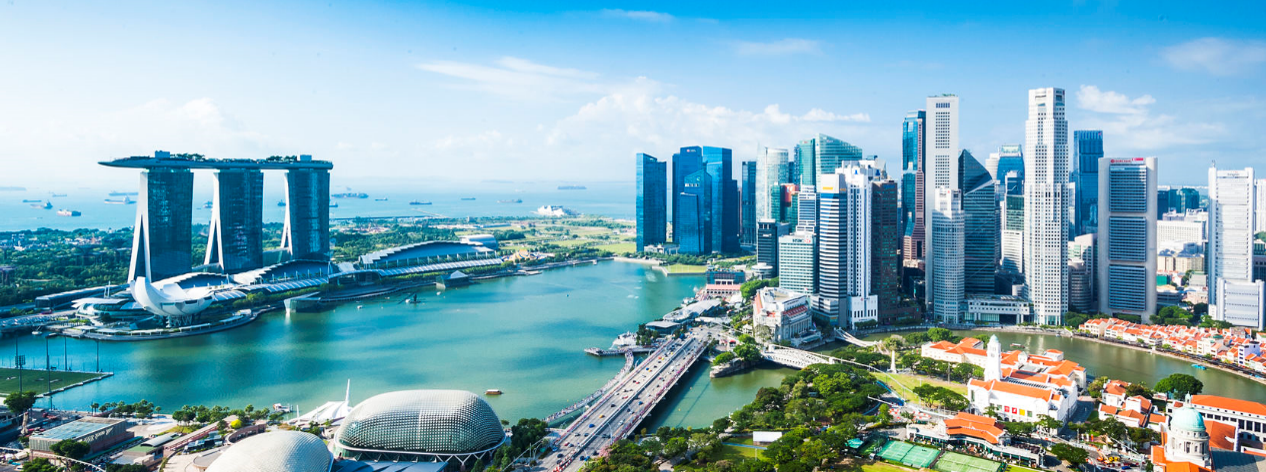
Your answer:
1,0 -> 1263,188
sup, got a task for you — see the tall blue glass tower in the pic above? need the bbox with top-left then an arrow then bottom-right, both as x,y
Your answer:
671,147 -> 703,245
901,111 -> 925,241
636,153 -> 667,252
741,161 -> 757,246
1074,130 -> 1104,237
702,146 -> 739,254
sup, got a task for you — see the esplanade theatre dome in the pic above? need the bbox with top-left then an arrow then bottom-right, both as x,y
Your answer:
334,389 -> 507,463
206,430 -> 332,472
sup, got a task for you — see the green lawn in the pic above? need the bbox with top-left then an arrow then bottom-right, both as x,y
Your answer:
595,242 -> 635,254
1005,466 -> 1044,472
873,371 -> 968,404
666,264 -> 709,274
861,462 -> 920,472
0,368 -> 108,396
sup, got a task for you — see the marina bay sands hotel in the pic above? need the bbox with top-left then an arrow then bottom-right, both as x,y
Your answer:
100,151 -> 333,282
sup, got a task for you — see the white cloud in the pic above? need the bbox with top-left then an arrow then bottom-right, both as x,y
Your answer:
1162,37 -> 1266,76
1074,85 -> 1223,150
416,57 -> 613,101
732,38 -> 821,56
599,9 -> 674,23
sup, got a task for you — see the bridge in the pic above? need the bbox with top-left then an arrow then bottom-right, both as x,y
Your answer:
543,352 -> 637,424
583,346 -> 657,357
537,330 -> 708,472
761,344 -> 879,372
834,328 -> 879,348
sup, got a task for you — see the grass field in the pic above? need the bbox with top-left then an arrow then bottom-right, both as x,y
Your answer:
1005,466 -> 1044,472
862,462 -> 920,472
665,264 -> 709,274
934,451 -> 1002,472
0,368 -> 107,396
874,371 -> 968,404
594,242 -> 635,254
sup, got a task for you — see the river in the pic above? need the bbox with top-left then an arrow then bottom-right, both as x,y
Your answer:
6,261 -> 786,428
865,330 -> 1266,403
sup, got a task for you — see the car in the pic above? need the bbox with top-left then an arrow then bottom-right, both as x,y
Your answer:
589,423 -> 595,428
557,454 -> 564,458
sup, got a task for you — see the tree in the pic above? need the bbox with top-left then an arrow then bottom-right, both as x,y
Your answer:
22,458 -> 59,472
733,343 -> 763,363
1038,416 -> 1063,434
904,332 -> 930,345
1050,443 -> 1089,465
50,439 -> 91,460
1004,421 -> 1036,438
713,352 -> 737,365
663,437 -> 688,459
5,390 -> 37,431
927,327 -> 954,342
1155,373 -> 1204,399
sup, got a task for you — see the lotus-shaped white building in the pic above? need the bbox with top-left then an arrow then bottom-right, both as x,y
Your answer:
130,276 -> 214,325
333,389 -> 507,466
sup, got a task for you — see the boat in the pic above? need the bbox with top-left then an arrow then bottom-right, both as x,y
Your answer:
498,199 -> 522,204
460,197 -> 476,201
21,199 -> 41,203
329,202 -> 339,208
30,202 -> 52,209
1192,364 -> 1207,370
108,191 -> 138,197
277,200 -> 286,207
332,192 -> 369,199
485,389 -> 503,395
612,332 -> 638,349
409,200 -> 432,205
375,198 -> 388,202
200,200 -> 212,208
273,403 -> 292,413
57,209 -> 81,217
558,185 -> 587,190
104,197 -> 135,205
1010,343 -> 1023,348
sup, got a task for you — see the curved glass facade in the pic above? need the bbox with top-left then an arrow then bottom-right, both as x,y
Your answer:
207,431 -> 332,472
336,390 -> 506,457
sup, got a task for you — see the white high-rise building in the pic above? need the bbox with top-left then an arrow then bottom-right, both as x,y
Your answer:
815,168 -> 877,328
1023,87 -> 1070,326
1001,194 -> 1025,275
756,146 -> 788,222
1257,179 -> 1266,234
1208,166 -> 1263,328
931,188 -> 964,323
797,186 -> 818,233
923,94 -> 960,312
1097,157 -> 1157,322
778,232 -> 817,296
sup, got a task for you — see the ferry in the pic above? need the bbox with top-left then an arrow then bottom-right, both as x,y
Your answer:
485,389 -> 503,396
409,200 -> 432,205
498,199 -> 522,204
57,209 -> 81,217
1192,364 -> 1207,370
460,197 -> 476,201
105,197 -> 135,205
201,200 -> 212,209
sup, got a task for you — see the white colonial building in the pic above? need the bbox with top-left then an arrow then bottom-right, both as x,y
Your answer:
966,336 -> 1078,423
753,287 -> 815,344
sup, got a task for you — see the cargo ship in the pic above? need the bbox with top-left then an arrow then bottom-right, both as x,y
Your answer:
31,202 -> 52,209
409,201 -> 432,205
104,197 -> 135,205
57,209 -> 81,217
108,191 -> 138,197
557,185 -> 586,190
332,192 -> 369,199
277,200 -> 286,207
461,197 -> 476,201
21,199 -> 41,203
498,199 -> 522,204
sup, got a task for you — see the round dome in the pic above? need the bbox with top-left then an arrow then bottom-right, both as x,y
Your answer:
336,390 -> 505,455
206,431 -> 332,472
1170,405 -> 1206,433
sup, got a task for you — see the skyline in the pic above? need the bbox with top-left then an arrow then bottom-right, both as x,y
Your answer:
2,1 -> 1265,189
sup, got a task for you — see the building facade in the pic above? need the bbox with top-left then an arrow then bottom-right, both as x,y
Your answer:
741,160 -> 757,246
962,150 -> 998,295
932,188 -> 965,323
1001,194 -> 1025,275
1024,87 -> 1070,326
814,134 -> 863,178
753,287 -> 814,343
205,168 -> 264,273
815,168 -> 877,327
1097,157 -> 1157,322
636,153 -> 668,252
779,232 -> 817,295
924,95 -> 960,312
280,167 -> 331,261
756,220 -> 789,276
130,167 -> 194,281
1208,166 -> 1263,328
902,110 -> 927,264
872,179 -> 903,320
671,147 -> 703,244
756,146 -> 788,222
1073,130 -> 1104,237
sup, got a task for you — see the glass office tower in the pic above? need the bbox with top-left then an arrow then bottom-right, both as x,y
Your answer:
636,153 -> 668,252
1074,130 -> 1104,237
130,168 -> 194,281
206,168 -> 264,273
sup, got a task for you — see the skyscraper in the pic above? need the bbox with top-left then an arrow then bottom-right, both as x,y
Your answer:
902,110 -> 926,264
205,168 -> 264,273
1001,195 -> 1025,275
1208,166 -> 1264,328
796,186 -> 818,233
779,232 -> 817,295
814,134 -> 863,177
872,178 -> 902,322
1073,130 -> 1104,237
129,167 -> 194,281
815,168 -> 877,328
756,147 -> 788,221
671,147 -> 703,244
1069,233 -> 1097,313
796,138 -> 816,187
1097,157 -> 1157,322
703,146 -> 740,254
1257,179 -> 1266,235
677,168 -> 711,255
992,144 -> 1024,198
931,188 -> 964,323
1024,87 -> 1070,326
741,160 -> 757,246
960,150 -> 998,294
636,153 -> 668,252
924,94 -> 960,312
756,220 -> 789,275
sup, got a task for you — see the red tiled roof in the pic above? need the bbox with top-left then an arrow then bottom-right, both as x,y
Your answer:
1191,395 -> 1266,417
1207,419 -> 1238,451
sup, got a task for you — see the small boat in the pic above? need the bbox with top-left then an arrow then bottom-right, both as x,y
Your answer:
1192,364 -> 1207,370
108,191 -> 138,197
57,209 -> 81,217
30,202 -> 51,209
31,330 -> 42,336
1010,343 -> 1023,348
277,200 -> 286,207
498,199 -> 522,204
21,199 -> 41,203
485,389 -> 503,395
409,200 -> 432,206
105,197 -> 135,205
329,202 -> 339,208
375,198 -> 388,201
460,197 -> 476,201
558,185 -> 587,190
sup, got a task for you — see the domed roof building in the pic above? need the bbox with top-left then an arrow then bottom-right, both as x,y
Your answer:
206,430 -> 332,472
333,390 -> 507,467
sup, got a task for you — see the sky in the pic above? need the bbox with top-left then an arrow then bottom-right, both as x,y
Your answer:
1,0 -> 1263,190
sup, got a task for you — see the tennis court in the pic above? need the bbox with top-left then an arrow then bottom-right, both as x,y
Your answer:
877,441 -> 941,469
933,451 -> 1003,472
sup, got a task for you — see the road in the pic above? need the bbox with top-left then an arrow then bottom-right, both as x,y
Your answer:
537,329 -> 708,472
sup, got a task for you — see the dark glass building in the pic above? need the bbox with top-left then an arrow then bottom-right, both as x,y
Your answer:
960,150 -> 998,294
131,168 -> 194,281
741,161 -> 757,246
671,147 -> 703,244
281,167 -> 331,261
702,146 -> 739,254
636,153 -> 668,252
1073,130 -> 1104,237
901,110 -> 926,264
677,168 -> 711,254
205,168 -> 264,273
872,179 -> 902,321
756,220 -> 788,274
